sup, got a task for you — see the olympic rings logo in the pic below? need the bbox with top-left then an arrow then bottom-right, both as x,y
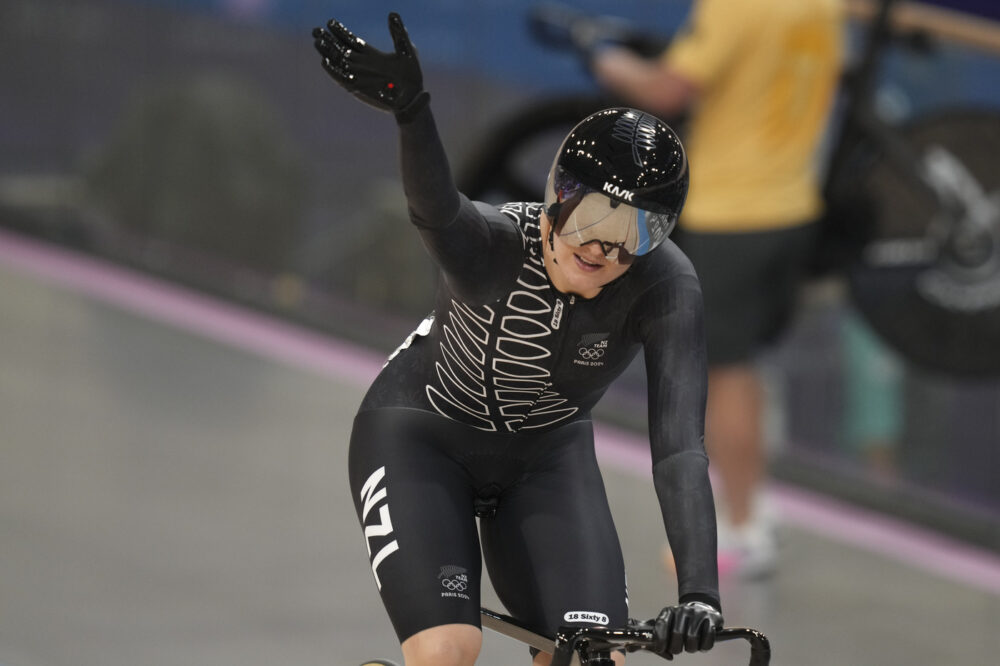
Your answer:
578,347 -> 606,360
441,578 -> 468,592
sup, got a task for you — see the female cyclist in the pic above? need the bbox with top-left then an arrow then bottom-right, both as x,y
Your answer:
312,13 -> 723,666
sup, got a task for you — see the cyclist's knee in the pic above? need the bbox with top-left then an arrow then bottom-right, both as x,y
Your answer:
401,624 -> 482,666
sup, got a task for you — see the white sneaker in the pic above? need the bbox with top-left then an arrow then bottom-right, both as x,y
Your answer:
716,518 -> 777,580
660,517 -> 777,581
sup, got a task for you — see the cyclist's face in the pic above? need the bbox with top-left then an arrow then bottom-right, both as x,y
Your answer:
542,210 -> 631,298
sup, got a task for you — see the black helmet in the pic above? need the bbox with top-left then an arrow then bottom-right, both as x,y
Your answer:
544,108 -> 688,263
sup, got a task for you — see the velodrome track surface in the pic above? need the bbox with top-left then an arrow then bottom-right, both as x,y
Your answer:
1,229 -> 998,666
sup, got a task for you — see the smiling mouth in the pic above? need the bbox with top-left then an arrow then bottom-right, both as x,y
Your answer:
574,253 -> 604,271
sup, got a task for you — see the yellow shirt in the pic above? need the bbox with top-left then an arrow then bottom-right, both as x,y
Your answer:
665,0 -> 845,231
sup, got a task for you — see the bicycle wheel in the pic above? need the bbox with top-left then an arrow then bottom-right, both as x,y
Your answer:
842,108 -> 1000,377
456,94 -> 614,204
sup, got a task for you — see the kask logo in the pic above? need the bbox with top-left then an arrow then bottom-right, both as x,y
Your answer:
602,182 -> 635,202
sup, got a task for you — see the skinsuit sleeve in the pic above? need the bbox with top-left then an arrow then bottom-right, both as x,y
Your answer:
636,269 -> 721,610
396,103 -> 524,305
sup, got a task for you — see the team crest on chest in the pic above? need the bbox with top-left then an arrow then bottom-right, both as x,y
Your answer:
574,333 -> 610,368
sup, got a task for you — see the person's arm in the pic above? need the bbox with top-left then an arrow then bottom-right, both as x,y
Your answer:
593,0 -> 748,120
635,269 -> 719,610
591,46 -> 699,118
312,13 -> 523,304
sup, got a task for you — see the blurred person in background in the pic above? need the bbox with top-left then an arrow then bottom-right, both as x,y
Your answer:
592,0 -> 846,578
313,12 -> 726,666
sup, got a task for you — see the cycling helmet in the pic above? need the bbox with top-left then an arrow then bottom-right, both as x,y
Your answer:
544,107 -> 688,264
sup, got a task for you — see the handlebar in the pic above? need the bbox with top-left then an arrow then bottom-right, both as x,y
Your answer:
549,620 -> 771,666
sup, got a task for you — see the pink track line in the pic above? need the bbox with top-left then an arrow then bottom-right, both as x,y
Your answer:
592,421 -> 1000,595
2,227 -> 999,596
0,229 -> 385,387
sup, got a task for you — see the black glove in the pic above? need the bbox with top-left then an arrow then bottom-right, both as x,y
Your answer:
312,12 -> 428,121
650,602 -> 724,659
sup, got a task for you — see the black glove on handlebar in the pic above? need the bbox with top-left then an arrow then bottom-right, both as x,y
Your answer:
312,12 -> 428,122
651,602 -> 724,659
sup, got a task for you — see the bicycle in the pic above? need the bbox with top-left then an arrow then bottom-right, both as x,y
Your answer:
361,605 -> 771,666
456,0 -> 1000,378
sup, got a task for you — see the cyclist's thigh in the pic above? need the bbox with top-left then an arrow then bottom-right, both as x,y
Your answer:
479,421 -> 628,637
349,408 -> 483,643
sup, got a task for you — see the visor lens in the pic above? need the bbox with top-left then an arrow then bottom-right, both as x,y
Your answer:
549,168 -> 668,264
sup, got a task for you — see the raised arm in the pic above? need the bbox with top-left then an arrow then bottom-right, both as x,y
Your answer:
312,13 -> 522,304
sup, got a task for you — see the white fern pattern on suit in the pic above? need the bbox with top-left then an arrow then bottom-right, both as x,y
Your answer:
425,203 -> 579,432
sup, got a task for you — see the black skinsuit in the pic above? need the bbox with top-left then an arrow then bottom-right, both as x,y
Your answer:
348,102 -> 719,643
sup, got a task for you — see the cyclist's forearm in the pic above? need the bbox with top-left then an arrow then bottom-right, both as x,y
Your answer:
654,451 -> 721,609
